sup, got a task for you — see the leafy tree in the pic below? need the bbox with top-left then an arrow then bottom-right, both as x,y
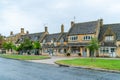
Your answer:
33,41 -> 41,55
33,41 -> 41,49
16,44 -> 23,51
0,36 -> 4,48
23,38 -> 33,49
87,37 -> 99,61
2,42 -> 14,52
22,38 -> 33,54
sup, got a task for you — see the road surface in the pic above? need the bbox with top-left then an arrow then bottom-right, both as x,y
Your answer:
0,58 -> 120,80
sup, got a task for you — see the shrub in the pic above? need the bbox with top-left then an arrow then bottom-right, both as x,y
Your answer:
65,53 -> 70,56
78,53 -> 81,56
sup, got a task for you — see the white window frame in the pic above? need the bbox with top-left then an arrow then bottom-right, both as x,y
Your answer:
69,36 -> 78,41
83,36 -> 92,40
105,36 -> 114,41
100,47 -> 116,54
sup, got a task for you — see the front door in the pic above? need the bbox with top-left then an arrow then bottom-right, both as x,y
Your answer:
110,48 -> 116,57
82,48 -> 87,57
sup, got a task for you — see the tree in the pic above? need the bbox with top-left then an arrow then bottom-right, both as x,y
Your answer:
33,41 -> 41,55
2,42 -> 14,53
0,36 -> 4,48
87,37 -> 99,61
22,38 -> 33,55
33,41 -> 41,49
15,43 -> 24,55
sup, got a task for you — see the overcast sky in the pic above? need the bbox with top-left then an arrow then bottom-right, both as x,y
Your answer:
1,0 -> 120,36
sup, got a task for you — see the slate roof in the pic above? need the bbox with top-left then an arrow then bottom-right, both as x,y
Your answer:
68,20 -> 99,35
57,32 -> 68,42
44,33 -> 61,42
99,23 -> 120,41
43,32 -> 68,43
17,32 -> 44,43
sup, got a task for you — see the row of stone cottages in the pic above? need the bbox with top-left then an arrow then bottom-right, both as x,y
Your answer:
6,19 -> 120,57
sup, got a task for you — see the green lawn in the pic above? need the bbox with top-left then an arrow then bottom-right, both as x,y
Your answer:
0,54 -> 50,60
56,58 -> 120,71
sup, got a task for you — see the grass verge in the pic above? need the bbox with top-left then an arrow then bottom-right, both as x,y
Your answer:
0,54 -> 50,60
56,58 -> 120,71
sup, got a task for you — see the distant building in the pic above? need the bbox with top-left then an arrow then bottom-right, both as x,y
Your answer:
6,28 -> 27,44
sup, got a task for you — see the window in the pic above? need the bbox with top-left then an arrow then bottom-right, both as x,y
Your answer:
70,36 -> 78,41
60,38 -> 64,44
54,42 -> 57,46
100,47 -> 115,53
51,40 -> 54,43
111,48 -> 115,53
43,40 -> 46,44
105,36 -> 114,41
100,47 -> 109,53
83,36 -> 92,40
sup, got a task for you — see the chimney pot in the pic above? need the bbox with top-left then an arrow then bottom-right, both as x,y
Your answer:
61,24 -> 64,33
10,31 -> 13,35
99,19 -> 103,27
21,28 -> 24,34
71,21 -> 74,27
45,27 -> 48,32
26,31 -> 29,34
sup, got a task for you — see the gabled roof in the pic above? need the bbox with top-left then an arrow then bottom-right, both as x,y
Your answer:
44,33 -> 61,42
68,20 -> 99,35
99,23 -> 120,41
17,32 -> 44,43
57,32 -> 68,42
43,32 -> 68,43
24,32 -> 44,41
7,33 -> 20,38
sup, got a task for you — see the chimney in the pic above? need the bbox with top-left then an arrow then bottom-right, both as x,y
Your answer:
61,24 -> 64,33
99,19 -> 103,27
21,28 -> 24,34
45,26 -> 48,32
26,31 -> 29,34
71,21 -> 74,27
10,31 -> 13,35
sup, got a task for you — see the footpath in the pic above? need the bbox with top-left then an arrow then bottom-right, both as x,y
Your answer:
27,56 -> 77,65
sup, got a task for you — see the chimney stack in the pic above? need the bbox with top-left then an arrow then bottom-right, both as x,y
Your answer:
26,31 -> 29,34
71,21 -> 74,27
10,31 -> 13,35
61,24 -> 64,33
21,28 -> 24,34
45,26 -> 48,32
99,19 -> 103,27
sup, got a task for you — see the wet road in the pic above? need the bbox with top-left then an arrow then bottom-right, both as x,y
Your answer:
0,58 -> 120,80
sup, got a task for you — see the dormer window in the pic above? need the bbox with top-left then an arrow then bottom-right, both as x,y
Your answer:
105,36 -> 114,41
